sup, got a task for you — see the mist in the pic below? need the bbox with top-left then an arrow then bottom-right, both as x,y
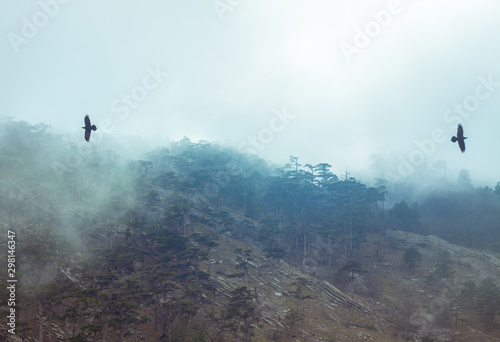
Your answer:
4,2 -> 500,341
3,1 -> 500,189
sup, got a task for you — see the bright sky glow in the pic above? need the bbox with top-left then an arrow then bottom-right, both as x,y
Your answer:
2,0 -> 500,185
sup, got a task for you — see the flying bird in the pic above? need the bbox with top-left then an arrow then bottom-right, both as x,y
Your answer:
82,115 -> 97,142
451,124 -> 467,152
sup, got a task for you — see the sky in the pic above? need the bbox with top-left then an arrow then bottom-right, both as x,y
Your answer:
2,0 -> 500,186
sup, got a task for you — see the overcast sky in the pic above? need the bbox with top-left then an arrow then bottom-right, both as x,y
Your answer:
2,0 -> 500,186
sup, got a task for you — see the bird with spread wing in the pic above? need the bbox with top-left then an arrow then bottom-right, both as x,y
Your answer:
451,124 -> 467,153
82,115 -> 97,142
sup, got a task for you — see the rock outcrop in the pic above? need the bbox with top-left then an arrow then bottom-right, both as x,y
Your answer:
386,229 -> 500,281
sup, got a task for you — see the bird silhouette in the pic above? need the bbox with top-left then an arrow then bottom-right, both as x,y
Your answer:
451,124 -> 467,152
82,115 -> 97,142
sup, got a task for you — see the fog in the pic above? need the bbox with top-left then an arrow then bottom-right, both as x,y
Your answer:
5,4 -> 500,338
3,0 -> 500,186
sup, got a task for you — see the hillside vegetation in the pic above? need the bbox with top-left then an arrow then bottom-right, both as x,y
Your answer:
1,119 -> 500,341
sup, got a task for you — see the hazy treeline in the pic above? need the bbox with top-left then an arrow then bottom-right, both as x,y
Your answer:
1,118 -> 500,340
386,172 -> 500,252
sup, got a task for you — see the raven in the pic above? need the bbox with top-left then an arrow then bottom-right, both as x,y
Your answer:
451,124 -> 467,152
82,115 -> 97,142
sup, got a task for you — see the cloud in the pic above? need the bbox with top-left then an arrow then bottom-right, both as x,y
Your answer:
2,0 -> 500,185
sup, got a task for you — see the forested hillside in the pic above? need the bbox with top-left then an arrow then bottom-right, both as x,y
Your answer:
2,119 -> 500,341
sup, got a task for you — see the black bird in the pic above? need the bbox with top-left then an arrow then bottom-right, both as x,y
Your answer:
451,124 -> 467,152
82,115 -> 97,142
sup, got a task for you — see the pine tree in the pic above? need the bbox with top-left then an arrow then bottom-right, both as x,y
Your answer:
232,248 -> 253,288
403,246 -> 422,269
223,287 -> 258,342
476,277 -> 500,327
434,250 -> 454,279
